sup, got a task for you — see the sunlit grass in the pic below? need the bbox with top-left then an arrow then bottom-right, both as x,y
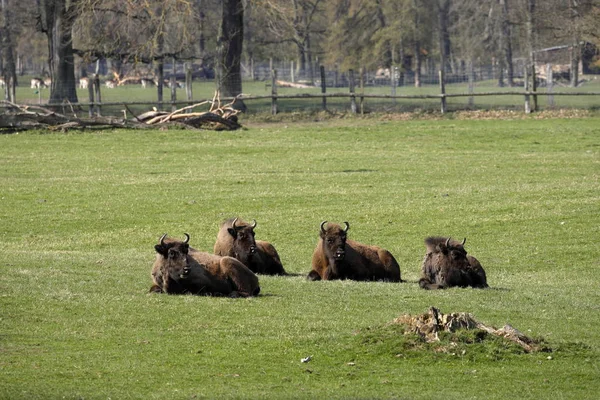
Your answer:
0,117 -> 599,399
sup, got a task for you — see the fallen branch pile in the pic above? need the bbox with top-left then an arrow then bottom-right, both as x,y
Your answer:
392,306 -> 546,353
0,93 -> 242,133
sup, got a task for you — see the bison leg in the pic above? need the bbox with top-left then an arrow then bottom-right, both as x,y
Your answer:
418,278 -> 446,290
307,270 -> 322,281
149,284 -> 163,293
220,258 -> 260,297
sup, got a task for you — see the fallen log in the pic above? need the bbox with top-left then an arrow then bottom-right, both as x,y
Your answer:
0,94 -> 243,132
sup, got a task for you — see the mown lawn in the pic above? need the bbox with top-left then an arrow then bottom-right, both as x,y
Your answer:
1,116 -> 599,399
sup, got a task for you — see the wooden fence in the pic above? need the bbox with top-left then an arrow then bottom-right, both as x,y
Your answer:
4,66 -> 600,118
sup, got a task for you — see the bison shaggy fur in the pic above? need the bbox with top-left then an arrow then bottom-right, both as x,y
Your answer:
214,217 -> 286,275
419,236 -> 488,290
308,221 -> 403,282
150,233 -> 260,297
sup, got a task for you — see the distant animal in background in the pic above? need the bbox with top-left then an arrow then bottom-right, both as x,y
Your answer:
30,78 -> 45,89
150,233 -> 260,297
214,217 -> 287,275
79,77 -> 89,89
419,237 -> 488,290
140,78 -> 155,88
308,221 -> 403,282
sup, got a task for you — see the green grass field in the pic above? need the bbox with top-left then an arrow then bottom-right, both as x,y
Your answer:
1,117 -> 599,399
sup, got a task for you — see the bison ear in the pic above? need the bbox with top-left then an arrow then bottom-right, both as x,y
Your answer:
227,227 -> 237,238
154,244 -> 168,257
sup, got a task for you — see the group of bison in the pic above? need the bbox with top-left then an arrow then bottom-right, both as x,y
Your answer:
150,217 -> 488,297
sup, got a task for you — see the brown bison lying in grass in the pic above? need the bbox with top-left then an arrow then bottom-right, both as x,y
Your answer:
150,233 -> 260,297
214,217 -> 286,275
308,221 -> 403,282
419,237 -> 488,290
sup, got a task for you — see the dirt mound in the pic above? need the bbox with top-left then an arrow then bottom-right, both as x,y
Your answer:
392,307 -> 546,353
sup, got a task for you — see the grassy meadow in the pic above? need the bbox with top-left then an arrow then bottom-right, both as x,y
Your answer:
1,116 -> 599,399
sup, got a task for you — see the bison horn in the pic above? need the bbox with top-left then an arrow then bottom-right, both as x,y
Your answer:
320,221 -> 328,234
251,219 -> 257,229
183,233 -> 190,244
461,238 -> 466,246
232,217 -> 239,230
445,237 -> 451,247
343,222 -> 350,233
160,233 -> 168,246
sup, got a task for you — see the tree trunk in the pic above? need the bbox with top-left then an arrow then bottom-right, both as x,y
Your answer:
217,0 -> 245,110
437,0 -> 451,74
570,44 -> 580,87
526,0 -> 536,111
412,0 -> 422,87
196,0 -> 206,61
38,0 -> 79,104
500,0 -> 514,86
1,0 -> 17,102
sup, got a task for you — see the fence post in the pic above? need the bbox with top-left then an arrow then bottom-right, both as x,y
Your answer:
290,60 -> 295,83
271,69 -> 278,115
87,76 -> 94,117
170,76 -> 177,111
468,61 -> 474,107
359,67 -> 365,115
320,65 -> 326,111
185,63 -> 192,111
546,64 -> 554,108
391,66 -> 398,106
524,66 -> 531,114
93,74 -> 102,116
439,70 -> 447,114
349,69 -> 357,114
531,64 -> 538,112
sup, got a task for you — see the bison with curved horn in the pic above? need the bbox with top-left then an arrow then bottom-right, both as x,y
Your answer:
307,221 -> 403,282
214,217 -> 286,275
418,236 -> 488,290
150,233 -> 260,297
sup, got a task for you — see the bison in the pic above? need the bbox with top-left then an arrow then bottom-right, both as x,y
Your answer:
307,221 -> 403,282
419,236 -> 488,290
214,217 -> 286,275
150,233 -> 260,297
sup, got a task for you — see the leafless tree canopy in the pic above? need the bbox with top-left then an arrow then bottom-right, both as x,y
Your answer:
1,0 -> 598,102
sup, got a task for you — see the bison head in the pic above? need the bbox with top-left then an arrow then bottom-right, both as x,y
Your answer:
425,236 -> 470,270
154,233 -> 192,280
227,217 -> 258,261
320,221 -> 350,261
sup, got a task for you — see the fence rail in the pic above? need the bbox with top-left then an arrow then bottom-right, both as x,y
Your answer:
3,64 -> 600,118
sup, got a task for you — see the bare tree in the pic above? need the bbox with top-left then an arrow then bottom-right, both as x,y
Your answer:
436,0 -> 451,74
37,0 -> 79,104
216,0 -> 244,107
1,0 -> 17,101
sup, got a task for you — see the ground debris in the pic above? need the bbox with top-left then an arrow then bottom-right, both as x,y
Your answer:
391,306 -> 545,353
0,92 -> 242,133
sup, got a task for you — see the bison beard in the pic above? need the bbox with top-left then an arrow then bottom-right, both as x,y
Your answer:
419,236 -> 488,290
150,233 -> 260,297
308,221 -> 403,282
213,217 -> 286,275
